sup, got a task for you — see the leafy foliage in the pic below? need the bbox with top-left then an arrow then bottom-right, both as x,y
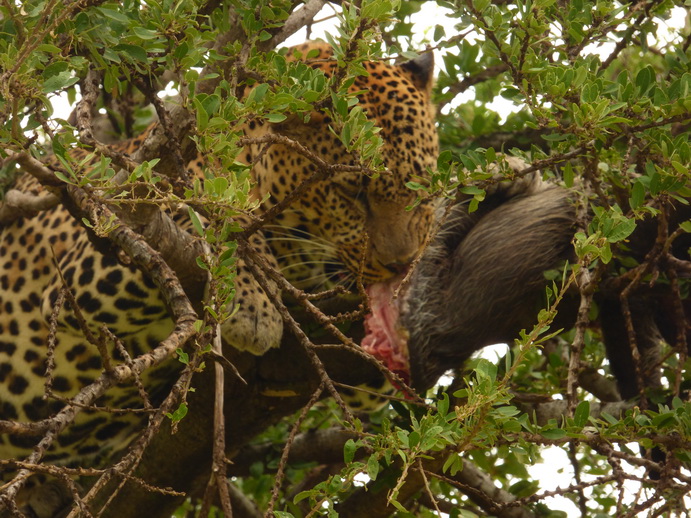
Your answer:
1,0 -> 690,517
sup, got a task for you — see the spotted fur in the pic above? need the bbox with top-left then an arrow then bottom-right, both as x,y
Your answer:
0,42 -> 437,470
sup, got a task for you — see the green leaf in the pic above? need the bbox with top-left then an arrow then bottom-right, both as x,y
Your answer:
293,490 -> 311,504
166,402 -> 188,423
248,83 -> 269,104
366,455 -> 380,480
671,161 -> 688,175
173,42 -> 189,61
473,0 -> 490,11
97,7 -> 129,23
260,5 -> 274,20
74,12 -> 90,33
42,61 -> 69,79
459,185 -> 484,196
437,393 -> 450,416
176,348 -> 189,365
635,66 -> 654,92
606,218 -> 636,243
114,44 -> 148,63
343,439 -> 357,464
501,87 -> 521,100
541,428 -> 566,440
54,171 -> 76,185
495,406 -> 519,417
103,47 -> 121,63
132,26 -> 158,40
396,430 -> 409,448
408,430 -> 420,449
675,450 -> 691,463
267,113 -> 287,123
390,499 -> 407,513
37,44 -> 62,54
651,412 -> 677,428
630,181 -> 645,210
200,94 -> 221,117
193,97 -> 208,130
443,453 -> 463,475
475,358 -> 497,381
574,400 -> 590,428
361,0 -> 395,19
42,70 -> 78,93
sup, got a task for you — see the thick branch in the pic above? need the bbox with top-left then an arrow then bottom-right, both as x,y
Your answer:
228,428 -> 359,476
0,188 -> 59,223
578,367 -> 621,402
264,0 -> 328,49
228,482 -> 262,518
452,462 -> 536,518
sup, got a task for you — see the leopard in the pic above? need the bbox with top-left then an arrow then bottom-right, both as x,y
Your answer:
0,40 -> 438,503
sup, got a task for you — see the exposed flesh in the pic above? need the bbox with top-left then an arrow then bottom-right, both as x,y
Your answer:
361,276 -> 410,380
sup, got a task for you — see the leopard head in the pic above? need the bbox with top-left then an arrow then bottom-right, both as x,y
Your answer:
252,45 -> 438,288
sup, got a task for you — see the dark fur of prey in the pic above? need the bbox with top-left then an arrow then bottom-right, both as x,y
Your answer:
403,184 -> 691,403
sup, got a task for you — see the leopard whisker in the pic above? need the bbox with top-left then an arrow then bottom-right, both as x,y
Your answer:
264,225 -> 336,246
280,260 -> 345,271
263,236 -> 338,253
277,251 -> 339,260
287,265 -> 353,289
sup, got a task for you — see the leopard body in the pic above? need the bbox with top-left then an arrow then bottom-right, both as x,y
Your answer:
0,42 -> 438,468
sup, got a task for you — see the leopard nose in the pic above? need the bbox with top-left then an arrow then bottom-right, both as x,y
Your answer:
369,239 -> 418,274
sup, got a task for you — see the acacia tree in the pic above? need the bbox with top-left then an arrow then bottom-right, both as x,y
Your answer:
0,0 -> 690,517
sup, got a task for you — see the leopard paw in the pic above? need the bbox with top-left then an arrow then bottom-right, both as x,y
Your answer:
221,265 -> 283,355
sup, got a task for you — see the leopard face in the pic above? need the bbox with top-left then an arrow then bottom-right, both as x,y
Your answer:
248,43 -> 438,288
0,42 -> 437,476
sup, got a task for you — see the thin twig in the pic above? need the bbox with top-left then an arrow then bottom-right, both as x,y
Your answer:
265,382 -> 325,517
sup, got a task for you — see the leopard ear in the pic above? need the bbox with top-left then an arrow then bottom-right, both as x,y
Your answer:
399,51 -> 434,94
